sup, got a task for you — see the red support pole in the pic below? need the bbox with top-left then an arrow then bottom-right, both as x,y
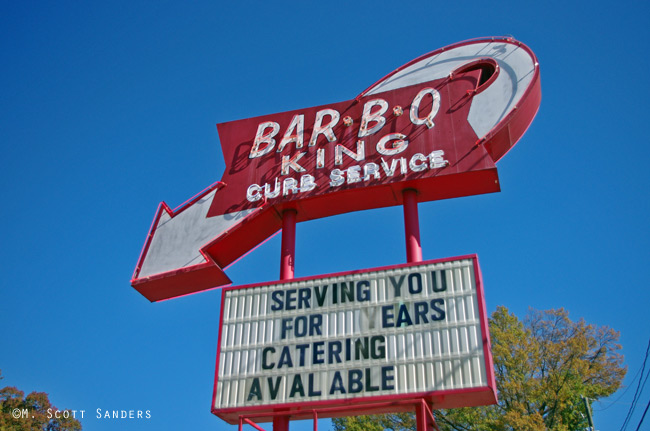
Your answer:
416,402 -> 426,431
416,399 -> 437,431
273,415 -> 290,431
277,209 -> 296,431
402,189 -> 423,263
280,209 -> 297,281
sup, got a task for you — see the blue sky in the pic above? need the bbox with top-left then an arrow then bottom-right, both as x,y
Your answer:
1,1 -> 649,430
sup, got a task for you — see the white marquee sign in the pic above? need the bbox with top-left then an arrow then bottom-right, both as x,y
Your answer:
212,255 -> 496,423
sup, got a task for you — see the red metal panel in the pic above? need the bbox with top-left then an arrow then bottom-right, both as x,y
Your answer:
132,261 -> 230,303
208,69 -> 486,218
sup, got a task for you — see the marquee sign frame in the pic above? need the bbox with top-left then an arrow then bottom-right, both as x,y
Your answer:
212,255 -> 496,424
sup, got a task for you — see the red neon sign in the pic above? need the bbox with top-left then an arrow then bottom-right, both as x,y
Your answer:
132,37 -> 541,302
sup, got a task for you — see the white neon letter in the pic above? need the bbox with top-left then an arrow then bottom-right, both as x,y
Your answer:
264,178 -> 281,199
428,150 -> 447,168
300,174 -> 317,192
283,177 -> 299,196
376,133 -> 408,156
409,153 -> 428,172
329,169 -> 345,187
363,163 -> 380,181
309,109 -> 340,146
334,140 -> 365,165
399,157 -> 408,174
380,158 -> 399,177
246,184 -> 263,202
250,121 -> 280,158
358,99 -> 389,138
410,88 -> 440,129
278,114 -> 305,152
347,166 -> 361,184
281,152 -> 307,175
316,148 -> 326,169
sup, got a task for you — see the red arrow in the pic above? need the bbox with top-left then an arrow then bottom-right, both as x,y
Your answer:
132,37 -> 541,302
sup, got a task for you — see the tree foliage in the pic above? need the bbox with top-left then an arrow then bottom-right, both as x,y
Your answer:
332,306 -> 626,431
333,413 -> 415,431
0,370 -> 82,431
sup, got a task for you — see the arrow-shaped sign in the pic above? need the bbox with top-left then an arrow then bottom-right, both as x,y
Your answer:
132,37 -> 541,302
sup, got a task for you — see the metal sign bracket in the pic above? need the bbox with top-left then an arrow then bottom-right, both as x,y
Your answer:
239,398 -> 439,431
